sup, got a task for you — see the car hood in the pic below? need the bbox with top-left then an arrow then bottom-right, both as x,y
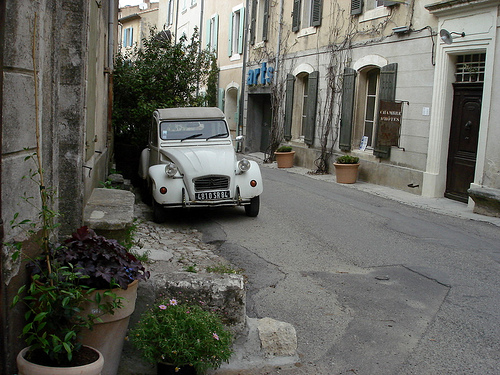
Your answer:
160,144 -> 236,177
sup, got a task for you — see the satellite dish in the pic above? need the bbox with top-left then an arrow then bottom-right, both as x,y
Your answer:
440,29 -> 465,44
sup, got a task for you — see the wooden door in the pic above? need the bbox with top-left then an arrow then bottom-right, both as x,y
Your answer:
445,83 -> 483,203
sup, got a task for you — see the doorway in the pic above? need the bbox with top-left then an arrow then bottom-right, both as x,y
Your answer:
445,82 -> 483,203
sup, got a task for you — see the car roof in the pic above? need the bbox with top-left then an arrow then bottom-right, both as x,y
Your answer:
156,107 -> 225,121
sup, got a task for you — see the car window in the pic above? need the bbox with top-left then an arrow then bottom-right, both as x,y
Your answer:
159,120 -> 229,140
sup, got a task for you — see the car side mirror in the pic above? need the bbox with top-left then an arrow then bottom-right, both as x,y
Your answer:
235,135 -> 244,142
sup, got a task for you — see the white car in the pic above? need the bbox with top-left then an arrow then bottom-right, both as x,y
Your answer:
138,107 -> 263,222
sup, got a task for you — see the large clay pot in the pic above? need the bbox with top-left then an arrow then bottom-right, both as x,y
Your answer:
80,280 -> 139,375
333,163 -> 360,184
17,346 -> 104,375
275,151 -> 295,168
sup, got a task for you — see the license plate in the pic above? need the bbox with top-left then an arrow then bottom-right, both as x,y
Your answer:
195,191 -> 230,201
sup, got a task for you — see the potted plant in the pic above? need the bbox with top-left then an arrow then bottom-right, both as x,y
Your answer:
333,155 -> 360,184
274,145 -> 295,168
130,298 -> 233,374
10,152 -> 149,374
51,226 -> 150,375
12,262 -> 106,375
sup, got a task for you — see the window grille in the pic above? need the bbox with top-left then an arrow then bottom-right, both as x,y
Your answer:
455,54 -> 486,83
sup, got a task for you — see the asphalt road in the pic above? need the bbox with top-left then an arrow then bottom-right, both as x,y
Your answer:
177,166 -> 500,375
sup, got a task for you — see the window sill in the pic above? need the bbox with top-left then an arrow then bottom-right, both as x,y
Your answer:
253,41 -> 265,49
230,53 -> 241,61
297,26 -> 317,38
359,7 -> 390,22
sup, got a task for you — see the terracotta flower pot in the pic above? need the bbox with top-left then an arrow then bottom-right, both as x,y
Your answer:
333,163 -> 360,184
16,346 -> 104,375
275,151 -> 295,168
80,279 -> 139,375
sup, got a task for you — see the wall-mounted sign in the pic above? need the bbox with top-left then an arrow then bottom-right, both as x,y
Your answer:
377,101 -> 403,146
247,62 -> 274,86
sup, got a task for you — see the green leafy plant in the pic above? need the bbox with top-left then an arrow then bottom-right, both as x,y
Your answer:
206,263 -> 243,275
335,155 -> 360,164
11,263 -> 118,366
113,27 -> 217,148
276,145 -> 293,153
131,298 -> 233,373
183,264 -> 198,273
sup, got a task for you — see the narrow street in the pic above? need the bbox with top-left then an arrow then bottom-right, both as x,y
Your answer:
169,163 -> 500,375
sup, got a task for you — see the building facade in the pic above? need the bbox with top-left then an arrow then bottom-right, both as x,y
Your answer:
1,1 -> 118,372
243,0 -> 500,215
118,0 -> 159,54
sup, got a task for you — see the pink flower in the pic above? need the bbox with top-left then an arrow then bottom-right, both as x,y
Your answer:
169,299 -> 178,306
213,332 -> 220,340
159,304 -> 167,310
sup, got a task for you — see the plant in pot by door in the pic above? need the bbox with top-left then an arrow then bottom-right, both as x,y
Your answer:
12,262 -> 106,375
274,145 -> 295,168
131,298 -> 233,374
51,226 -> 150,375
333,155 -> 360,184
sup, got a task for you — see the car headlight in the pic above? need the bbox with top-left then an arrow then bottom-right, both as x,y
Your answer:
238,159 -> 251,172
165,162 -> 178,177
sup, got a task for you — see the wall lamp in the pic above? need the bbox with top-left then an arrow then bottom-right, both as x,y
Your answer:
439,29 -> 465,44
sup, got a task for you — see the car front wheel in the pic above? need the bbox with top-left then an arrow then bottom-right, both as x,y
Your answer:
152,198 -> 167,223
244,196 -> 260,217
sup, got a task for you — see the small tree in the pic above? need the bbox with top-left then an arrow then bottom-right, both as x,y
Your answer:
113,28 -> 218,148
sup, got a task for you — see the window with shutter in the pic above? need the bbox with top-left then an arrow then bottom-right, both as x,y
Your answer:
351,0 -> 363,15
311,0 -> 322,27
228,7 -> 245,57
340,68 -> 357,151
292,0 -> 301,32
373,63 -> 397,159
284,74 -> 295,141
262,0 -> 269,41
304,71 -> 318,145
250,0 -> 257,45
293,0 -> 323,31
218,88 -> 225,111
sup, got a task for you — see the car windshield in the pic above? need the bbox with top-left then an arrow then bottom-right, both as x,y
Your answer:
159,120 -> 229,141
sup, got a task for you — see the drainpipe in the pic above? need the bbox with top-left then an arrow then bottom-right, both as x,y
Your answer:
0,0 -> 5,371
238,0 -> 250,152
197,0 -> 204,97
275,0 -> 284,82
175,0 -> 179,43
107,0 -> 116,151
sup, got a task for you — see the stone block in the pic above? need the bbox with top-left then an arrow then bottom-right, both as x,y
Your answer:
155,272 -> 246,334
83,188 -> 135,242
257,317 -> 298,358
468,186 -> 500,217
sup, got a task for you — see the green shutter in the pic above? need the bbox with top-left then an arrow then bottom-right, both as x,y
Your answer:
292,0 -> 301,32
374,63 -> 398,159
304,71 -> 319,145
311,0 -> 322,27
250,0 -> 257,45
206,19 -> 211,49
262,0 -> 269,41
228,13 -> 233,56
213,15 -> 219,51
284,74 -> 295,141
218,88 -> 225,111
236,89 -> 241,135
339,67 -> 357,151
383,0 -> 399,6
238,7 -> 245,54
351,0 -> 363,15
